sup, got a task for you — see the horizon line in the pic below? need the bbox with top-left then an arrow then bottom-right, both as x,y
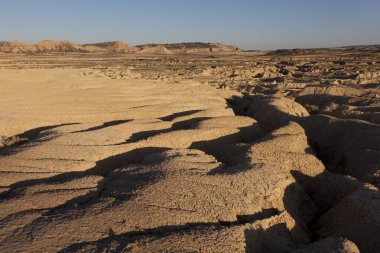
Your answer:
1,39 -> 379,51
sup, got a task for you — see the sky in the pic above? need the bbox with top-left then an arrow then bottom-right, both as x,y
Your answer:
0,0 -> 379,50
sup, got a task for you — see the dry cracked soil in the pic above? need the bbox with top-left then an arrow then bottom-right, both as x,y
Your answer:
0,49 -> 379,253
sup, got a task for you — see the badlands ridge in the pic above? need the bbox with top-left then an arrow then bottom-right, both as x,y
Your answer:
0,40 -> 240,54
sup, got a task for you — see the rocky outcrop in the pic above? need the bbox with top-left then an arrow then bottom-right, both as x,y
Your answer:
1,47 -> 379,252
232,95 -> 309,133
302,115 -> 380,187
315,185 -> 380,253
0,68 -> 354,252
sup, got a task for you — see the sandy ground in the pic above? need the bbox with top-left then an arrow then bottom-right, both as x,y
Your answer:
0,68 -> 234,137
0,52 -> 379,252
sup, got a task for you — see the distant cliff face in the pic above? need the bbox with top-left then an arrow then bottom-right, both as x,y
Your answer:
0,41 -> 241,54
82,41 -> 139,53
137,42 -> 241,53
0,41 -> 139,54
0,41 -> 85,53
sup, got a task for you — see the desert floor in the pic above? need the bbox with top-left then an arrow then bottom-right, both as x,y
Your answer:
0,51 -> 379,252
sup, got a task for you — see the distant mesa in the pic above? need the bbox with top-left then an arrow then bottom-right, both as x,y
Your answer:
82,41 -> 139,53
339,44 -> 380,52
0,40 -> 138,54
137,42 -> 241,54
0,40 -> 241,54
266,44 -> 380,55
0,40 -> 84,53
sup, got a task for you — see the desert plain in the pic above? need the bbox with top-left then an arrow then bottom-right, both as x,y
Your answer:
0,41 -> 379,252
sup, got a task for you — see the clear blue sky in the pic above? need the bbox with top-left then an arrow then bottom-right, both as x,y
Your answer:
0,0 -> 379,50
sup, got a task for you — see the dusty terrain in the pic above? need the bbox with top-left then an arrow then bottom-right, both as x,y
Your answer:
0,44 -> 379,252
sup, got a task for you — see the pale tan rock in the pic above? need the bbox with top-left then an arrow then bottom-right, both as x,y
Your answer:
303,115 -> 380,186
0,51 -> 378,252
245,95 -> 309,132
315,185 -> 380,253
